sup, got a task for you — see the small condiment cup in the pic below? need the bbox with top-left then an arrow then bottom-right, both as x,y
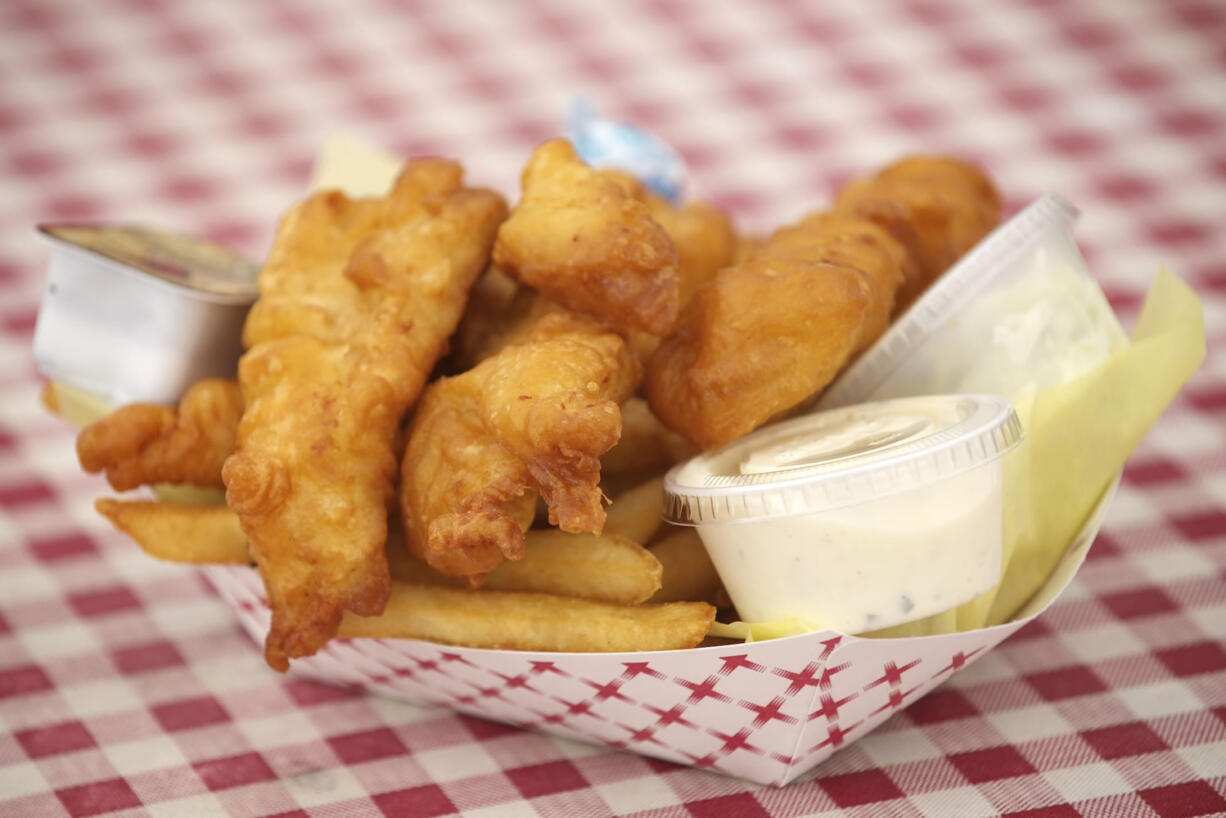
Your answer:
33,224 -> 259,406
662,394 -> 1023,634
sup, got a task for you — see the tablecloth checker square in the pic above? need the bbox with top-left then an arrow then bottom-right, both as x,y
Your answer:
3,0 -> 1226,814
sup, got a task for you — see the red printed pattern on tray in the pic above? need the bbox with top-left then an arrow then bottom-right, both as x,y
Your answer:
205,565 -> 1023,785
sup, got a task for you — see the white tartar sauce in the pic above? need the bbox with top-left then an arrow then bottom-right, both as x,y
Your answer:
663,394 -> 1022,634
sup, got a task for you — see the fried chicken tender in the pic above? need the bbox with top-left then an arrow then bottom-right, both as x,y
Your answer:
492,139 -> 682,337
400,317 -> 639,583
76,378 -> 242,491
222,159 -> 507,671
646,214 -> 908,450
834,155 -> 1001,313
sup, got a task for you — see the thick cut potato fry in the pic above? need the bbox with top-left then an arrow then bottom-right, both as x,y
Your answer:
602,476 -> 665,545
601,398 -> 695,481
649,527 -> 722,604
96,499 -> 662,606
95,499 -> 249,564
339,581 -> 714,651
389,529 -> 662,605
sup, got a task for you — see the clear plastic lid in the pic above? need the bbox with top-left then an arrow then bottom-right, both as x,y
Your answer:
662,394 -> 1022,525
818,195 -> 1079,408
38,223 -> 260,303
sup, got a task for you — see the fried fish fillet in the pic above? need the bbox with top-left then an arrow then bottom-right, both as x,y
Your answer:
447,270 -> 577,372
646,156 -> 1002,450
458,173 -> 735,374
639,185 -> 738,309
76,378 -> 242,491
446,265 -> 529,372
646,213 -> 908,450
400,316 -> 639,583
492,139 -> 682,337
222,159 -> 507,671
834,155 -> 1001,314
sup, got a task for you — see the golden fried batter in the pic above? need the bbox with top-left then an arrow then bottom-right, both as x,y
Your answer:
446,265 -> 530,372
492,139 -> 681,336
645,156 -> 1002,450
76,378 -> 242,491
643,192 -> 737,308
465,155 -> 734,377
400,318 -> 639,583
646,214 -> 907,450
835,155 -> 1001,313
222,159 -> 506,671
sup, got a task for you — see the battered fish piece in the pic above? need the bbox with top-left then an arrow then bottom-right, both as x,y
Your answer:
223,159 -> 507,671
646,214 -> 908,450
647,156 -> 1002,450
76,378 -> 242,491
400,318 -> 639,582
835,156 -> 1001,313
448,271 -> 577,372
492,139 -> 681,336
641,188 -> 738,309
447,265 -> 530,371
460,181 -> 735,373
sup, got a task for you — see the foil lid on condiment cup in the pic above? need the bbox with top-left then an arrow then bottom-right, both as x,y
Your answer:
662,394 -> 1023,526
33,223 -> 260,407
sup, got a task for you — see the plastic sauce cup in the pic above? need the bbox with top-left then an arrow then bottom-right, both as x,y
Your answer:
662,394 -> 1023,634
33,224 -> 259,406
817,194 -> 1126,409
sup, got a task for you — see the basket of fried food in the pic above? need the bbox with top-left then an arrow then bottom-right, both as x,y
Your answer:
59,138 -> 1048,785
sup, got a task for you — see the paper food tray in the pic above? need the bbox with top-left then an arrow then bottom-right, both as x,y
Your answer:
201,481 -> 1116,787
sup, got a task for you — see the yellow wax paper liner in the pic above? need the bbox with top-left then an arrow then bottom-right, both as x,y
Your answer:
719,269 -> 1204,641
875,268 -> 1204,637
983,268 -> 1205,625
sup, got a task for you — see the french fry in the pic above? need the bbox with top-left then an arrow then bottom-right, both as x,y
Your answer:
95,499 -> 250,564
339,581 -> 715,651
649,527 -> 722,604
602,475 -> 665,545
601,397 -> 695,479
96,499 -> 662,606
484,529 -> 662,603
388,528 -> 662,604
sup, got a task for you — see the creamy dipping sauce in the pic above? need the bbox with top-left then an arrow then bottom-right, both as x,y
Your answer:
698,460 -> 1001,632
664,395 -> 1022,634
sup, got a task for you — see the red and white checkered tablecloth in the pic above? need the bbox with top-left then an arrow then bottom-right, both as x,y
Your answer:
2,0 -> 1224,815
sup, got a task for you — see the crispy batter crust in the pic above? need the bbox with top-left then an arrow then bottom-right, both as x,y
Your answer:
834,155 -> 1001,314
646,156 -> 1002,450
492,139 -> 681,336
223,159 -> 507,670
400,320 -> 639,583
646,214 -> 907,450
76,378 -> 242,491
